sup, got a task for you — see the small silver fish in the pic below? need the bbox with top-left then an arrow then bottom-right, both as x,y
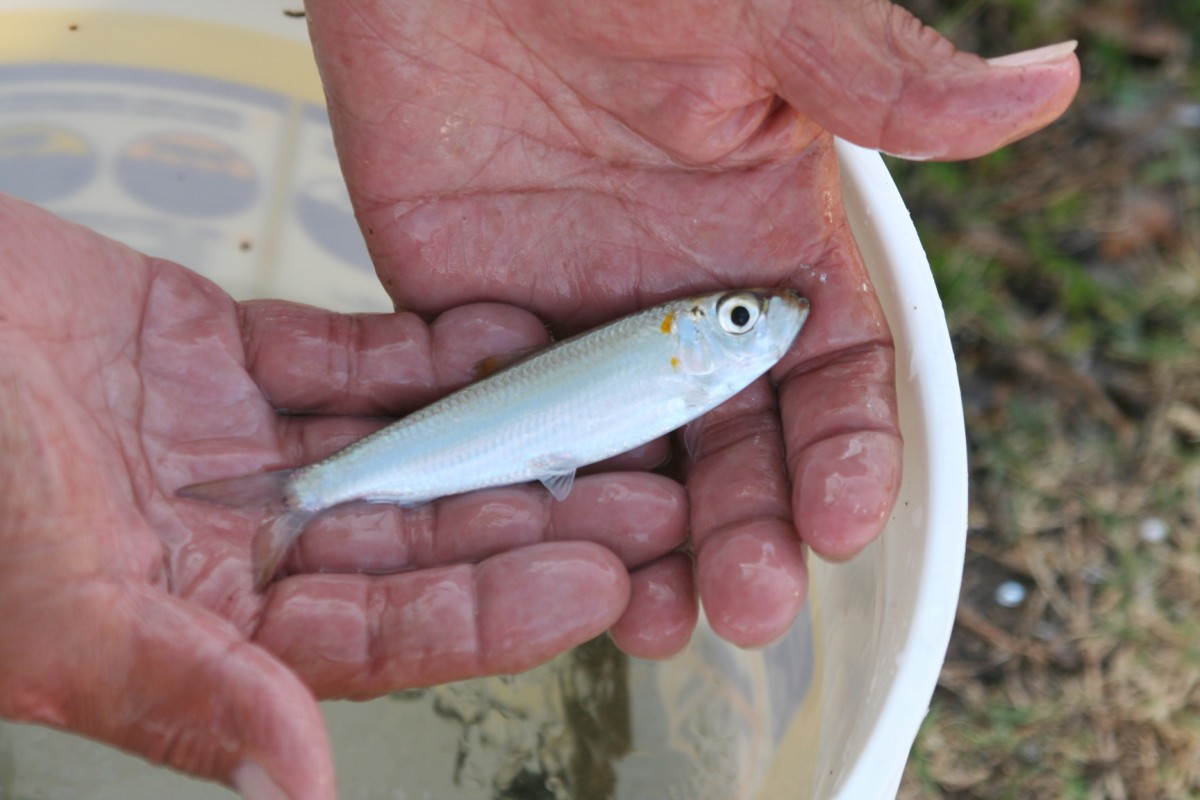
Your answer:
179,289 -> 810,587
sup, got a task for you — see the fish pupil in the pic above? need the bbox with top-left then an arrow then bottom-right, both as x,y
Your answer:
730,305 -> 751,327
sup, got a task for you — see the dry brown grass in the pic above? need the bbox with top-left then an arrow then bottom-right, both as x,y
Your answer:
891,1 -> 1200,796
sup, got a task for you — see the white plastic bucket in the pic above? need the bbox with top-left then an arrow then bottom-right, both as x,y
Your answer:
0,3 -> 967,797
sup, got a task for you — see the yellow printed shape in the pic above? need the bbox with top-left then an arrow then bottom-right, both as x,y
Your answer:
0,10 -> 324,104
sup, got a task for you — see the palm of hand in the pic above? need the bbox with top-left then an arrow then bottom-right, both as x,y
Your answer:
312,0 -> 904,645
0,197 -> 680,791
0,202 -> 306,779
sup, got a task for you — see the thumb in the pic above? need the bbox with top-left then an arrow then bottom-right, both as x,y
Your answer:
2,581 -> 334,800
760,0 -> 1080,160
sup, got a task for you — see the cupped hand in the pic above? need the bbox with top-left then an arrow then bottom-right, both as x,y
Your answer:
0,195 -> 688,799
307,0 -> 1079,645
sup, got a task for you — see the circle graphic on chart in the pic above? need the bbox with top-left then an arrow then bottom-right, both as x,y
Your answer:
0,123 -> 99,203
115,132 -> 258,217
293,176 -> 372,270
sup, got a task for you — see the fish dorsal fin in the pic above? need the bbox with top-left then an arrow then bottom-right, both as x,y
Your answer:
539,469 -> 576,501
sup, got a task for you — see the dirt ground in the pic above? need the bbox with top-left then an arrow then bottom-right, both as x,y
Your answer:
889,1 -> 1200,797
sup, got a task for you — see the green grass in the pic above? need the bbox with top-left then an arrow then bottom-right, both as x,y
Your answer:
890,1 -> 1200,797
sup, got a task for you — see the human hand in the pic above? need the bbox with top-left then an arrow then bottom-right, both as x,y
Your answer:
306,0 -> 1079,647
0,194 -> 688,799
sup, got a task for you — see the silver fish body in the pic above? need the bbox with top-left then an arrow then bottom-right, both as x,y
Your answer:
179,289 -> 810,587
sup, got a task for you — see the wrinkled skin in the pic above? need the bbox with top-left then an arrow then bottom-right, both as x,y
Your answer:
0,0 -> 1078,798
308,0 -> 1078,645
0,196 -> 683,797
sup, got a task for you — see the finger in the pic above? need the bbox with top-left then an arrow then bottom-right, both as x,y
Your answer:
774,225 -> 904,560
2,580 -> 332,800
684,379 -> 808,648
609,552 -> 697,659
239,300 -> 550,415
254,541 -> 629,697
277,415 -> 390,463
759,0 -> 1080,159
585,437 -> 672,473
288,473 -> 687,574
779,350 -> 903,561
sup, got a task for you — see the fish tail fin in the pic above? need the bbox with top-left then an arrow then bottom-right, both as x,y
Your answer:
251,506 -> 320,591
177,469 -> 316,590
176,469 -> 294,508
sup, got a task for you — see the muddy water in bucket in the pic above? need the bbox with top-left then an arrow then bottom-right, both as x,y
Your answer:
329,612 -> 820,800
0,614 -> 821,799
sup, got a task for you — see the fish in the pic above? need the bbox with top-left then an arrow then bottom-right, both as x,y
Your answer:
178,289 -> 810,588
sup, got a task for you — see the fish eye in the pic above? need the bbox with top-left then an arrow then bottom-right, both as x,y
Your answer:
717,293 -> 762,334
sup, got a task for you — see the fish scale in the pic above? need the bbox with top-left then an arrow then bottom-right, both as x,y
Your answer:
178,289 -> 810,588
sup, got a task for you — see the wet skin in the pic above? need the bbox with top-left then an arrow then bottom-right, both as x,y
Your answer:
0,1 -> 1078,797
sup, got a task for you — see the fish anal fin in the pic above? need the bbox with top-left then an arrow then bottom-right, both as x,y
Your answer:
539,469 -> 576,502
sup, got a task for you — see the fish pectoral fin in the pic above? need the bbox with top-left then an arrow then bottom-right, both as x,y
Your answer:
538,469 -> 577,502
682,418 -> 705,460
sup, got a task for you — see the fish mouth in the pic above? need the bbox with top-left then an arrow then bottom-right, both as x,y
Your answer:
775,288 -> 809,313
757,288 -> 809,319
732,287 -> 809,309
762,289 -> 811,349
